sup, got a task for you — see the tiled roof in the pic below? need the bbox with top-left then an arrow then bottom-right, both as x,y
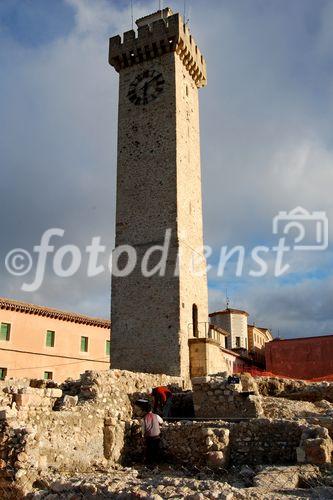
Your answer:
209,308 -> 249,317
0,297 -> 111,329
248,324 -> 273,340
248,324 -> 268,331
272,334 -> 333,342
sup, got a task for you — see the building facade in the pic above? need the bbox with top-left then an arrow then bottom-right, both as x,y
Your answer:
0,298 -> 111,382
109,8 -> 208,378
265,335 -> 333,380
209,309 -> 249,350
189,336 -> 251,378
248,325 -> 273,352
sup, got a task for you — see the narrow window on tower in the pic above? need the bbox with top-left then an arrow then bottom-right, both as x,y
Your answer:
186,85 -> 189,97
192,304 -> 199,338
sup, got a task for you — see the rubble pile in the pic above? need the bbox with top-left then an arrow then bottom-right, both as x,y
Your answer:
256,377 -> 333,402
261,396 -> 333,420
27,464 -> 333,499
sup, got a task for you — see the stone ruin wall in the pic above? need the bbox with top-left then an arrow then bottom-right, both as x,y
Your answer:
127,418 -> 332,469
191,374 -> 263,419
0,370 -> 183,496
0,370 -> 333,496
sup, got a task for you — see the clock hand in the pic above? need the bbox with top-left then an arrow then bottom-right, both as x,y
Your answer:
146,74 -> 161,86
138,74 -> 161,92
137,80 -> 150,93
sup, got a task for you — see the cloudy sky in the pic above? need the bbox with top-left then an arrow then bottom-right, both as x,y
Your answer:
0,0 -> 332,338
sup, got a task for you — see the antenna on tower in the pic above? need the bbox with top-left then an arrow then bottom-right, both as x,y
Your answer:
226,288 -> 230,309
183,0 -> 190,25
187,4 -> 192,24
130,0 -> 134,30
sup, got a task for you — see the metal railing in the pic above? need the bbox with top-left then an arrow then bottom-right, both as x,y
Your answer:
188,322 -> 227,346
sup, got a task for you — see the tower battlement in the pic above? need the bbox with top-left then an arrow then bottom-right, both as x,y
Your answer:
109,11 -> 207,88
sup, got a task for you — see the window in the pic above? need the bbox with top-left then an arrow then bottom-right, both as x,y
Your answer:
106,340 -> 111,356
0,368 -> 7,380
0,323 -> 11,341
44,371 -> 53,380
192,304 -> 198,338
81,336 -> 88,352
45,330 -> 55,347
235,336 -> 241,348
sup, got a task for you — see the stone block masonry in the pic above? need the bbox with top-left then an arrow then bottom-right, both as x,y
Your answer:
109,9 -> 209,379
297,425 -> 333,465
229,419 -> 303,465
192,375 -> 263,419
128,418 -> 332,469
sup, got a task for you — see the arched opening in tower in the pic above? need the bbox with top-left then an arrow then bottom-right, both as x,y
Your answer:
192,304 -> 199,338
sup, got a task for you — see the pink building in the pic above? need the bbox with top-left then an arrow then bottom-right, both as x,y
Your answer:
0,298 -> 111,382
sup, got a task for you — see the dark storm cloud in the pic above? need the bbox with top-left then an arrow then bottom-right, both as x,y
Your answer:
0,0 -> 332,337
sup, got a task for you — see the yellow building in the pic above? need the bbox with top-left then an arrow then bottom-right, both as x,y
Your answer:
0,298 -> 111,382
248,324 -> 273,356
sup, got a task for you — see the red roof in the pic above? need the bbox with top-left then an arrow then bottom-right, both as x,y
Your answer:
272,334 -> 333,343
209,308 -> 249,318
0,297 -> 110,329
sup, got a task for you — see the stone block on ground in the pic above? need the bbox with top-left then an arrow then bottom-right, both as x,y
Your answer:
297,426 -> 333,465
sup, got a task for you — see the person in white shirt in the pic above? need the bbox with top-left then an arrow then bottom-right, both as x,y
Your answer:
141,402 -> 163,464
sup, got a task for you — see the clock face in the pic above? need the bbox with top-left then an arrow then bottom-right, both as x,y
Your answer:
127,70 -> 165,106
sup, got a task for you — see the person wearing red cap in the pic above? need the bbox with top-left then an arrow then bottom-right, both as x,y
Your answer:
147,386 -> 173,417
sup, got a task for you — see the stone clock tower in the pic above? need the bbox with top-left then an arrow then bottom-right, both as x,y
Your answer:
109,8 -> 208,378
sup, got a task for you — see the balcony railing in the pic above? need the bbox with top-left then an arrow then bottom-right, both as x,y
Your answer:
188,322 -> 228,346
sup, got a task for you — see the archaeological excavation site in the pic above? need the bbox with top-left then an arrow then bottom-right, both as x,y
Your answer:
1,369 -> 333,499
